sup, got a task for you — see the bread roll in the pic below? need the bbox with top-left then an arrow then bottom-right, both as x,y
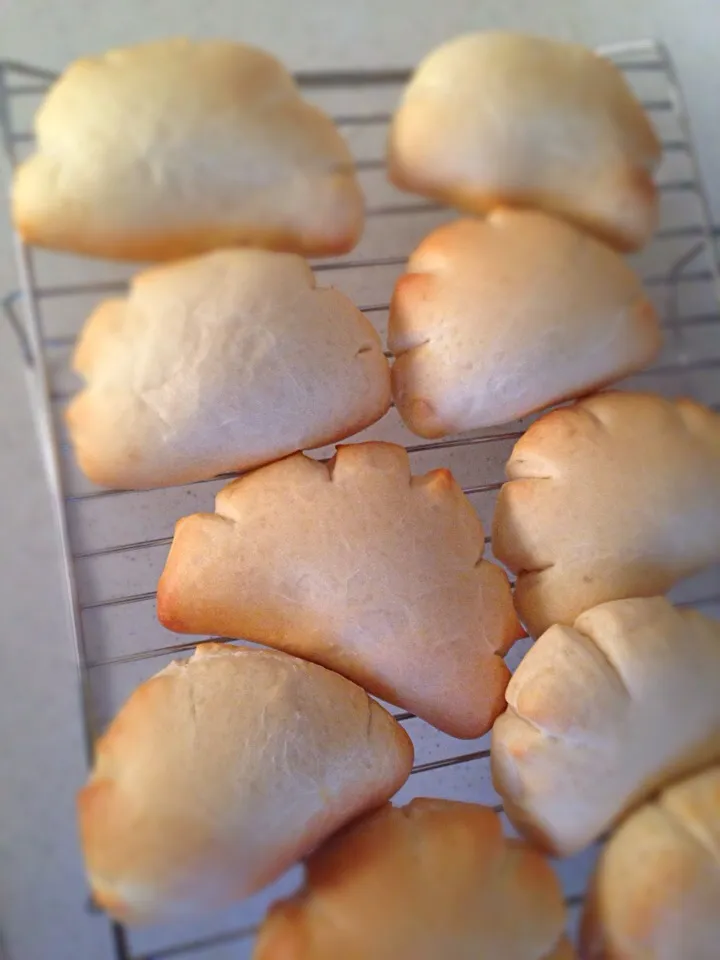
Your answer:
389,213 -> 660,437
492,392 -> 720,638
13,38 -> 363,259
254,799 -> 573,960
580,766 -> 720,960
388,32 -> 660,251
66,249 -> 390,488
158,442 -> 522,738
78,644 -> 413,925
492,598 -> 720,857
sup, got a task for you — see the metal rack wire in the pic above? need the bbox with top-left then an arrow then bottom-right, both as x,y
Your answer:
2,39 -> 720,960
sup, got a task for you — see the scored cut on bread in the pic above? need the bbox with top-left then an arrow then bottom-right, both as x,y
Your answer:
78,644 -> 413,925
157,441 -> 522,739
388,32 -> 660,251
491,597 -> 720,858
580,765 -> 720,960
492,391 -> 720,638
66,249 -> 390,489
389,212 -> 660,438
13,38 -> 364,260
254,799 -> 574,960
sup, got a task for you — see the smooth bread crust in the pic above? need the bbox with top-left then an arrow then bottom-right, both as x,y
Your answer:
78,644 -> 413,925
66,249 -> 390,489
580,766 -> 720,960
389,212 -> 660,438
13,38 -> 364,259
492,391 -> 720,638
491,598 -> 720,857
158,442 -> 522,739
253,799 -> 572,960
389,31 -> 660,251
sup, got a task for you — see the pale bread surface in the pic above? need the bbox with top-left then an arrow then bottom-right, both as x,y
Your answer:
13,38 -> 364,259
492,392 -> 720,638
581,766 -> 720,960
254,799 -> 573,960
78,644 -> 413,925
389,212 -> 660,438
67,249 -> 390,489
492,598 -> 720,857
389,32 -> 660,251
157,442 -> 522,739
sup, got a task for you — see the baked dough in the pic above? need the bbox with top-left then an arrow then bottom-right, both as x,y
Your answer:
78,644 -> 413,925
158,442 -> 522,739
67,249 -> 390,488
389,32 -> 660,251
389,212 -> 660,437
13,38 -> 363,259
492,391 -> 720,638
581,765 -> 720,960
492,598 -> 720,857
254,799 -> 573,960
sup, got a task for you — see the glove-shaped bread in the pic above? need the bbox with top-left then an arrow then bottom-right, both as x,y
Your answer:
158,442 -> 522,738
13,38 -> 363,259
389,32 -> 660,251
389,213 -> 659,438
254,799 -> 574,960
493,392 -> 720,638
492,598 -> 720,857
78,644 -> 413,925
580,766 -> 720,960
67,249 -> 390,489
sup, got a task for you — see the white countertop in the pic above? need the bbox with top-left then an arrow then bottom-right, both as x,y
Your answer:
1,2 -> 719,958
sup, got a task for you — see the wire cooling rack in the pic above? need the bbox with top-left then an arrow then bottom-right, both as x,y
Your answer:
2,39 -> 720,960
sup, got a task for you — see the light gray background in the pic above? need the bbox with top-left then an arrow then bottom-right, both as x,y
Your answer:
1,3 -> 719,958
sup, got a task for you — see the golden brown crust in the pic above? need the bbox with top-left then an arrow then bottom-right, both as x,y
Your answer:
158,441 -> 522,739
387,173 -> 657,257
389,32 -> 660,251
78,645 -> 413,925
492,597 -> 720,857
65,249 -> 390,489
388,213 -> 660,438
254,799 -> 570,960
580,766 -> 720,960
492,391 -> 720,638
13,38 -> 364,260
15,208 -> 361,262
